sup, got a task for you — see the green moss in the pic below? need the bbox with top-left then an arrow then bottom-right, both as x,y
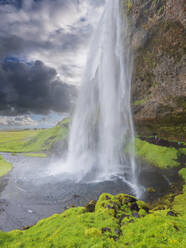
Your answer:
118,210 -> 186,248
23,153 -> 47,158
0,118 -> 69,153
178,168 -> 186,183
173,168 -> 186,215
0,155 -> 12,177
133,99 -> 147,106
135,138 -> 179,168
126,0 -> 133,12
179,148 -> 186,156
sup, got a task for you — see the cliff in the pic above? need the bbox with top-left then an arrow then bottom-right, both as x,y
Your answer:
127,0 -> 185,141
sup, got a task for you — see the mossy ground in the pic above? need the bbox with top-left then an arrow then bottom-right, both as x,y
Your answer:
135,138 -> 181,168
0,186 -> 186,248
0,155 -> 12,177
0,118 -> 69,154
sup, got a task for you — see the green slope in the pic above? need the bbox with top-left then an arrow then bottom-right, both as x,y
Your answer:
0,118 -> 69,154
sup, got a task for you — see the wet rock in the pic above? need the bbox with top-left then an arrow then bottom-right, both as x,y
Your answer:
119,214 -> 130,223
22,226 -> 32,230
114,228 -> 121,235
85,200 -> 96,213
124,196 -> 136,204
112,236 -> 118,241
167,211 -> 177,217
130,202 -> 139,212
105,195 -> 111,200
106,204 -> 113,209
101,227 -> 111,233
132,212 -> 140,218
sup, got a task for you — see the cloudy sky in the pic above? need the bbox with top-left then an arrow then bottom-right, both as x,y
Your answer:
0,0 -> 105,129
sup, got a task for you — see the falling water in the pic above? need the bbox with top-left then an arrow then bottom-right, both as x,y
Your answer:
57,0 -> 141,197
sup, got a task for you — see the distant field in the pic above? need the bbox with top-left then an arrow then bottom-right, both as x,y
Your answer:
0,118 -> 69,153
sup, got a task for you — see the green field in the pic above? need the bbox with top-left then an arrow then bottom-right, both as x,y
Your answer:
0,118 -> 69,177
0,118 -> 69,154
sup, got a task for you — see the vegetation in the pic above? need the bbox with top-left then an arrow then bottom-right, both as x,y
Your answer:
0,185 -> 186,248
0,118 -> 69,154
0,155 -> 12,177
135,138 -> 180,168
133,99 -> 147,106
23,153 -> 47,158
173,168 -> 186,215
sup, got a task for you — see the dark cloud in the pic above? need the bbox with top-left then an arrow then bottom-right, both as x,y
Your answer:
0,59 -> 76,115
0,0 -> 105,84
0,0 -> 104,119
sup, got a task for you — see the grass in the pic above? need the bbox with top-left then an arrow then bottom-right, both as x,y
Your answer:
23,153 -> 47,158
0,118 -> 69,154
135,138 -> 180,168
0,155 -> 12,177
173,168 -> 186,215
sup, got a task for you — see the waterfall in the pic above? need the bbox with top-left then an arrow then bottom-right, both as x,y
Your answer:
57,0 -> 141,197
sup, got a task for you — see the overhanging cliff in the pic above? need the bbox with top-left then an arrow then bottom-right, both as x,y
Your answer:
125,0 -> 185,141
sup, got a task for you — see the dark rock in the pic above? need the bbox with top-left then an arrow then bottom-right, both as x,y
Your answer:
125,196 -> 136,204
112,236 -> 118,241
101,227 -> 111,233
85,200 -> 96,213
119,214 -> 130,223
130,202 -> 139,212
167,211 -> 177,217
22,226 -> 32,230
173,224 -> 179,231
106,204 -> 113,209
114,228 -> 121,235
132,212 -> 140,218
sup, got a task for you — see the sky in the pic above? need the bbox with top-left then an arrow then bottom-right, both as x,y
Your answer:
0,0 -> 105,129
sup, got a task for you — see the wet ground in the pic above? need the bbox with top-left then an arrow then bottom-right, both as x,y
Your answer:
0,152 -> 181,232
141,137 -> 185,149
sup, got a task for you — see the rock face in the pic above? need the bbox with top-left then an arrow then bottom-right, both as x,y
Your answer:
125,0 -> 186,141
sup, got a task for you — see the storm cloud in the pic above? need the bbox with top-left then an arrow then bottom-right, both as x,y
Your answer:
0,0 -> 105,122
0,0 -> 105,84
0,60 -> 76,115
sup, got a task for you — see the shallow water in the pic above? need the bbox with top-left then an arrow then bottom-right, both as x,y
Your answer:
0,153 -> 177,232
